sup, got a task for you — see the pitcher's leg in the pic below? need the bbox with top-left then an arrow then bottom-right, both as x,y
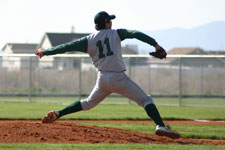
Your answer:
42,72 -> 110,123
81,71 -> 111,110
42,101 -> 82,123
113,73 -> 164,126
144,103 -> 165,126
112,73 -> 153,107
58,101 -> 82,118
80,87 -> 111,110
42,87 -> 110,123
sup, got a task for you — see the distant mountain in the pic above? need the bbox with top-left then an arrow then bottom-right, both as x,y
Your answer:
122,21 -> 225,54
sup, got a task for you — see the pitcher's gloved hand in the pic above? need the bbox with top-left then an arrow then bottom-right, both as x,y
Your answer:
149,47 -> 167,59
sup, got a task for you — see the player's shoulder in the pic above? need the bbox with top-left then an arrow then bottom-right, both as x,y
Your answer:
86,31 -> 98,42
87,29 -> 119,39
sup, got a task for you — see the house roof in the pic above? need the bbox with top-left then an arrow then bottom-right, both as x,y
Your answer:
2,43 -> 38,53
148,47 -> 225,66
149,47 -> 207,63
45,32 -> 89,47
167,47 -> 205,55
207,51 -> 225,55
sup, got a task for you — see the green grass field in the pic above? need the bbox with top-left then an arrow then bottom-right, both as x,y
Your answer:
0,98 -> 225,150
0,143 -> 224,150
0,96 -> 225,107
0,101 -> 225,120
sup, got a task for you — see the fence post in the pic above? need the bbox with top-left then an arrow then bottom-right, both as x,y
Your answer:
200,65 -> 203,96
28,57 -> 32,103
147,63 -> 151,94
78,57 -> 82,100
0,57 -> 2,70
128,58 -> 131,105
179,57 -> 182,107
35,65 -> 40,96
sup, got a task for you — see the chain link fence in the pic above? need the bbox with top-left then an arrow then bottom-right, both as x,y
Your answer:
0,54 -> 225,107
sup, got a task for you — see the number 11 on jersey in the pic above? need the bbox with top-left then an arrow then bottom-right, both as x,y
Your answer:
96,38 -> 114,59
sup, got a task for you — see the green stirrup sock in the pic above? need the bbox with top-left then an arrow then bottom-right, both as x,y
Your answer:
58,101 -> 82,118
144,103 -> 165,126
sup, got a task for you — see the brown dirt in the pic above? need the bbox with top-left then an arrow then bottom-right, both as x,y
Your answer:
0,120 -> 225,145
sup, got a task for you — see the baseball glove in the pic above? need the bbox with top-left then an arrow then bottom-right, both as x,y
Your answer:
149,47 -> 167,59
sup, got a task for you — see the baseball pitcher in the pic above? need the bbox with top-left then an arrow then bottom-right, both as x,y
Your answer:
35,11 -> 180,139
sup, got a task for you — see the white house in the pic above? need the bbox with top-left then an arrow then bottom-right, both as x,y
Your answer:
148,47 -> 225,68
1,43 -> 38,71
38,32 -> 89,70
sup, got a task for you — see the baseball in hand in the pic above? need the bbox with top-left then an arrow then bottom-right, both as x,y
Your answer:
35,48 -> 44,58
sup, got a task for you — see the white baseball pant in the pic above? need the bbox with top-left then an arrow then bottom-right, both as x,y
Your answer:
80,71 -> 154,110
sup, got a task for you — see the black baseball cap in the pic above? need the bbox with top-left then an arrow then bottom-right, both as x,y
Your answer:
94,11 -> 116,25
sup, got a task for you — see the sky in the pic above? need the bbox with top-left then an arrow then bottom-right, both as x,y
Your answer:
1,0 -> 225,51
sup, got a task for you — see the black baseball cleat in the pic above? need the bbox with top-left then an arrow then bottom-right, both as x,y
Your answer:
155,125 -> 181,139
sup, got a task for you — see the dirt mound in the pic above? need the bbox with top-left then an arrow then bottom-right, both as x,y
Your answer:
0,120 -> 224,145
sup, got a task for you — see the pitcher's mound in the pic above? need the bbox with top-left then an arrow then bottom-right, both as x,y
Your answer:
0,120 -> 224,145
